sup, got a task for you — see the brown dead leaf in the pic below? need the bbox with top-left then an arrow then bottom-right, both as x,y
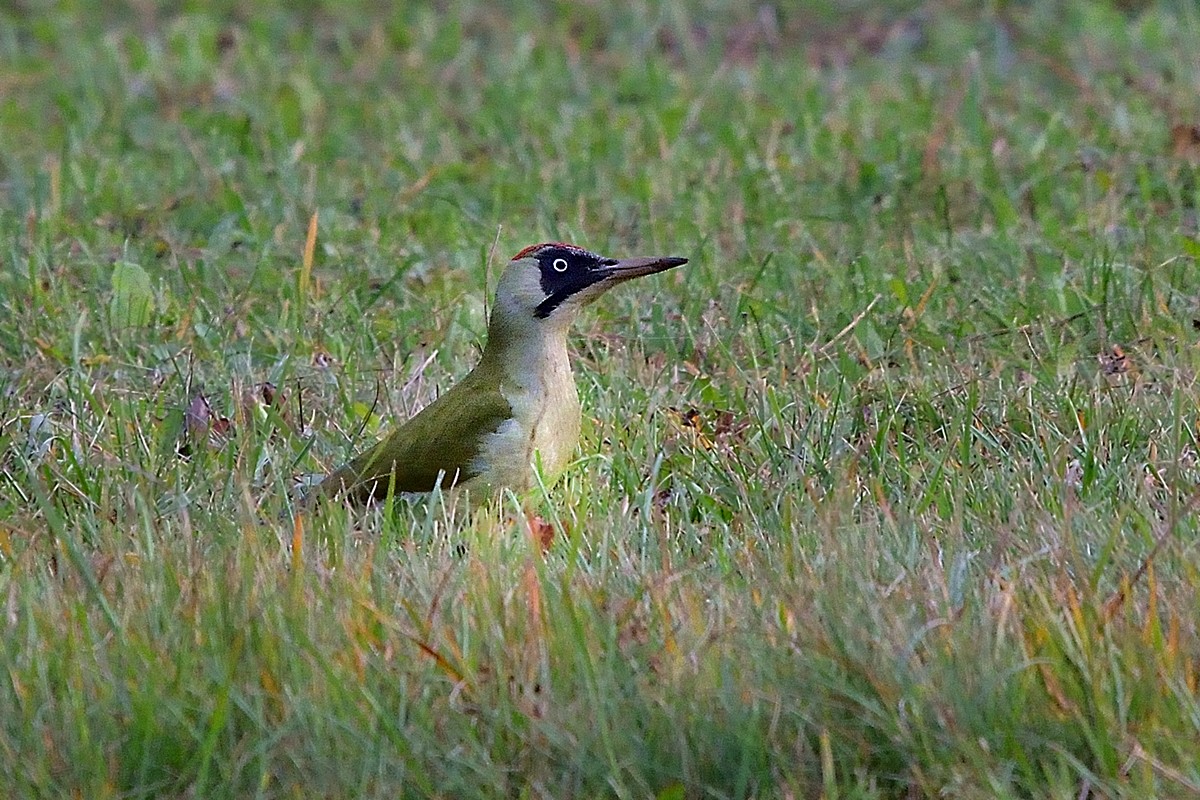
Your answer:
666,406 -> 751,450
1171,123 -> 1200,164
216,27 -> 237,54
528,516 -> 559,552
241,381 -> 292,430
183,394 -> 211,435
259,382 -> 279,407
179,393 -> 233,456
713,410 -> 750,441
1098,344 -> 1133,376
674,407 -> 703,430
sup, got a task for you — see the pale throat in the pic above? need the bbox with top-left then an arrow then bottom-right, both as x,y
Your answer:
482,304 -> 577,407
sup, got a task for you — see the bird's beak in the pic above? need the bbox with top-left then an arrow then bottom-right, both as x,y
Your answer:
602,255 -> 688,283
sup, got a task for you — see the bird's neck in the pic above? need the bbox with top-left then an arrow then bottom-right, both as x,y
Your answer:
479,311 -> 573,389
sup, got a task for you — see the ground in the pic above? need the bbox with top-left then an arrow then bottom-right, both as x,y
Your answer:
1,2 -> 1199,798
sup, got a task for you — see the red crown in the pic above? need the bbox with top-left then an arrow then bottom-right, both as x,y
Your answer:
511,242 -> 583,261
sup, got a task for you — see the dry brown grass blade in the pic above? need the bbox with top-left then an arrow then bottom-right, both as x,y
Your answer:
402,633 -> 465,685
300,210 -> 318,300
290,513 -> 304,574
817,293 -> 881,357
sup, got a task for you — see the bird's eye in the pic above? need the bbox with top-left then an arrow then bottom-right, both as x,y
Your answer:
552,258 -> 569,272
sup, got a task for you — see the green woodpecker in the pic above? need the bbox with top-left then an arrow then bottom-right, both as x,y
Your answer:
320,242 -> 687,505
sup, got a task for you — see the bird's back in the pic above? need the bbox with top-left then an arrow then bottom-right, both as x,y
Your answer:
322,366 -> 514,504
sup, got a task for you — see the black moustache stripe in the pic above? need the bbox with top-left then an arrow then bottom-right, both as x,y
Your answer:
534,287 -> 580,319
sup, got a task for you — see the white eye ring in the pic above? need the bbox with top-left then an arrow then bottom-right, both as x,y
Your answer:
552,258 -> 569,272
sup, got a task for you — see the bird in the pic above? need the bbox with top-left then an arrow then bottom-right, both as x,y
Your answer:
318,242 -> 687,506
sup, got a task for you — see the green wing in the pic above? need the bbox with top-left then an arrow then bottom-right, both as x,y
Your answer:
322,368 -> 513,505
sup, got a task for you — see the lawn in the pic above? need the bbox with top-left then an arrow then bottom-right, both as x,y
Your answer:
2,1 -> 1199,797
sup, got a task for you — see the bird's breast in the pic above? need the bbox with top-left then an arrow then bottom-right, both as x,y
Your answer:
468,345 -> 581,492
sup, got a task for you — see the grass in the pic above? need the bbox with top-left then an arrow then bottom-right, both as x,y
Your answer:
2,0 -> 1200,797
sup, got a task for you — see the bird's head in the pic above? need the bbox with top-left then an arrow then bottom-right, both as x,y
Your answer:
490,242 -> 687,334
